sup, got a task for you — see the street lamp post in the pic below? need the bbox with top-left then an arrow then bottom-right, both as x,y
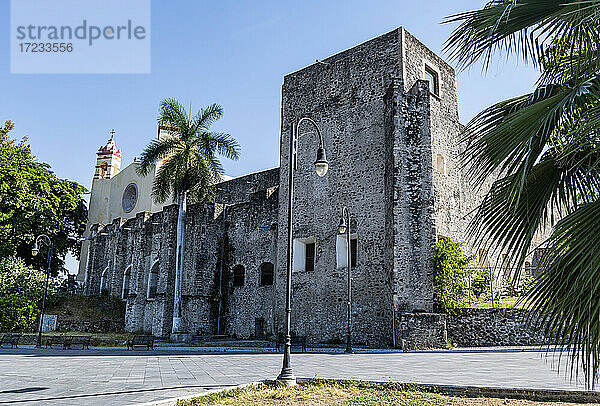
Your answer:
277,117 -> 329,386
338,207 -> 353,354
31,234 -> 53,349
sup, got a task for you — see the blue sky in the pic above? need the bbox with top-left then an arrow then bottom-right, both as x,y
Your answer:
2,0 -> 540,272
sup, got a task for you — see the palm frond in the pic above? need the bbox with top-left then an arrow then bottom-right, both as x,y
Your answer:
151,156 -> 177,204
143,98 -> 241,204
206,132 -> 240,161
447,0 -> 600,389
158,98 -> 191,135
528,199 -> 600,387
445,0 -> 600,71
540,34 -> 600,84
192,103 -> 223,133
464,77 -> 600,190
136,135 -> 180,176
195,147 -> 224,178
470,145 -> 600,266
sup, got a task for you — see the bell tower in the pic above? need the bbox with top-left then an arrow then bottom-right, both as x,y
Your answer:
94,129 -> 122,179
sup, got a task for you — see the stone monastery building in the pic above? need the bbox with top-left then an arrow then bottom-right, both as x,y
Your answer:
80,28 -> 498,346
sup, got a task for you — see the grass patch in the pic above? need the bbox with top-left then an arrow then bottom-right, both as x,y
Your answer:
179,380 -> 587,405
471,297 -> 525,309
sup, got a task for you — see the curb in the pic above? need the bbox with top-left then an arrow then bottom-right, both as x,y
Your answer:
423,383 -> 600,403
134,378 -> 600,405
297,379 -> 600,404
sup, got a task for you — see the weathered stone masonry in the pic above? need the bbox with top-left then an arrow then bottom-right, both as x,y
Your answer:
83,27 -> 505,346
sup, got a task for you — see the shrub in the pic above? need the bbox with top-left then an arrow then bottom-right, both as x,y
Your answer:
433,238 -> 475,314
517,274 -> 537,296
501,276 -> 519,298
501,273 -> 538,298
0,294 -> 38,332
0,256 -> 58,303
471,267 -> 492,300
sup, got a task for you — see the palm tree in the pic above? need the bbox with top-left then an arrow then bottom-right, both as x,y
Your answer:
137,98 -> 240,335
445,0 -> 600,386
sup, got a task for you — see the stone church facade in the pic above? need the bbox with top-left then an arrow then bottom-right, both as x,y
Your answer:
81,27 -> 514,346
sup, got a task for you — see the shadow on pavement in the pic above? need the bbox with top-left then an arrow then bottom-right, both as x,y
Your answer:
0,384 -> 234,404
0,387 -> 48,394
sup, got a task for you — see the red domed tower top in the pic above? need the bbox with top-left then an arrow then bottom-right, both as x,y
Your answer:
94,129 -> 122,179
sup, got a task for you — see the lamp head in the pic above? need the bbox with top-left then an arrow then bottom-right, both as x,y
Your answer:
31,242 -> 39,257
338,215 -> 347,234
314,147 -> 329,177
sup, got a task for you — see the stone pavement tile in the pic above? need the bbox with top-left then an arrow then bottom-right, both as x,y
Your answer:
0,348 -> 596,406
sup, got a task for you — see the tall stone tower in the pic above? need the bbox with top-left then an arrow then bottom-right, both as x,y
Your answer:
94,131 -> 122,180
276,27 -> 463,345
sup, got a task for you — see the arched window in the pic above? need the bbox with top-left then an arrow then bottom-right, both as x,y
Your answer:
122,265 -> 132,300
147,261 -> 159,299
435,154 -> 446,174
100,267 -> 109,294
99,161 -> 108,178
233,265 -> 245,287
260,262 -> 274,286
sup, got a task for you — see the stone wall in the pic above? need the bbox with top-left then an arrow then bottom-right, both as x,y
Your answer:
397,312 -> 447,350
225,188 -> 279,338
447,308 -> 546,347
215,168 -> 279,205
397,308 -> 547,349
56,317 -> 124,333
85,169 -> 280,339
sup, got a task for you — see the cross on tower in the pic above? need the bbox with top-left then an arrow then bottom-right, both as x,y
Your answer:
109,129 -> 115,139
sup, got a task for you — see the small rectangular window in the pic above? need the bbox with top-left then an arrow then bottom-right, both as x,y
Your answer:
233,265 -> 245,287
424,65 -> 439,96
336,234 -> 358,269
305,242 -> 315,272
254,318 -> 265,337
293,237 -> 316,272
260,262 -> 274,286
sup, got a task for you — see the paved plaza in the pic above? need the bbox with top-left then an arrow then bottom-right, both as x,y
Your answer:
0,347 -> 594,405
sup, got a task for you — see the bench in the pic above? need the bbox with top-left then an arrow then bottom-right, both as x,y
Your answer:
0,334 -> 21,349
45,335 -> 67,349
275,335 -> 307,353
127,335 -> 154,350
64,335 -> 91,350
45,335 -> 91,349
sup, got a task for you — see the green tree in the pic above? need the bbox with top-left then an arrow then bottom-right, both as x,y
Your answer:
137,99 -> 240,334
471,268 -> 492,300
0,256 -> 58,303
445,0 -> 600,385
432,238 -> 474,314
0,294 -> 37,332
0,122 -> 87,275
